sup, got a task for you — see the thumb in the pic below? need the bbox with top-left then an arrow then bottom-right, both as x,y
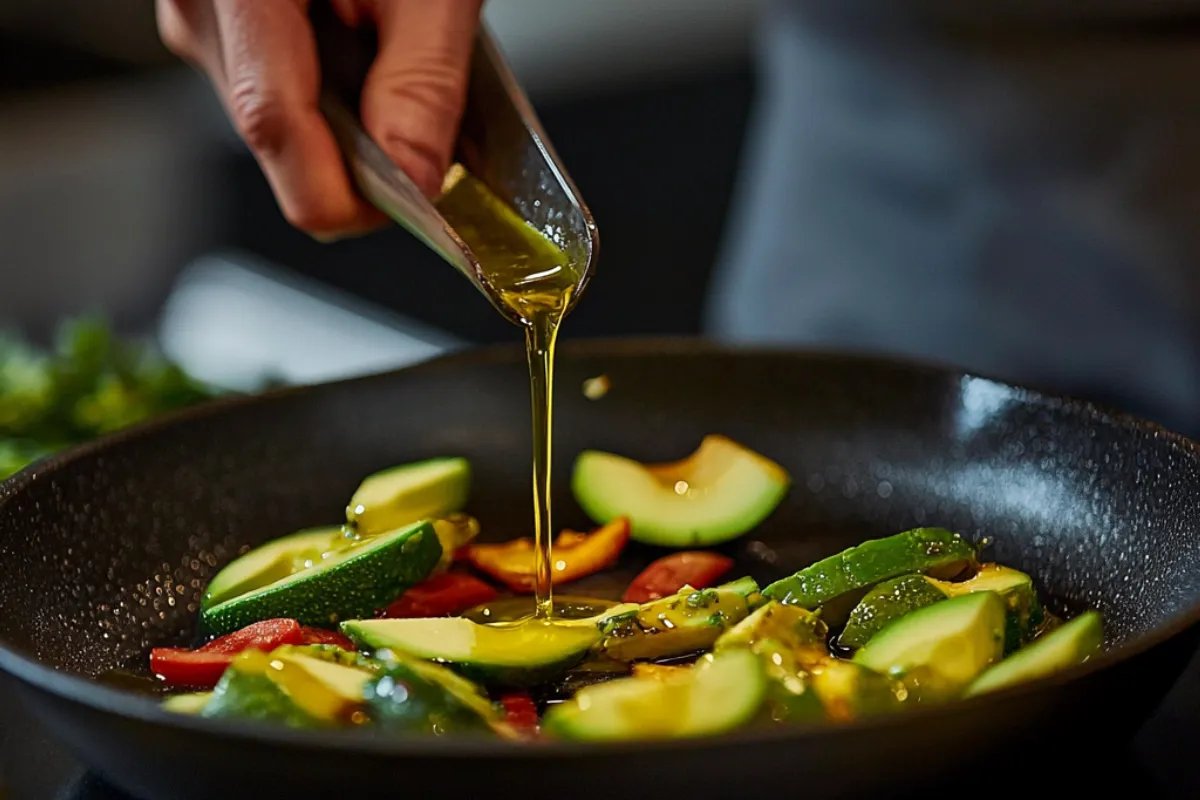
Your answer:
361,0 -> 483,199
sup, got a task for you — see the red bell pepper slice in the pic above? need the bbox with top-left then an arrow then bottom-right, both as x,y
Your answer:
299,626 -> 356,651
195,618 -> 304,653
150,618 -> 303,688
382,572 -> 499,618
622,551 -> 734,604
149,650 -> 241,690
499,692 -> 540,737
464,518 -> 631,593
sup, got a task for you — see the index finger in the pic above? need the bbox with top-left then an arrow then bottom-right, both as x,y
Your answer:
213,0 -> 385,236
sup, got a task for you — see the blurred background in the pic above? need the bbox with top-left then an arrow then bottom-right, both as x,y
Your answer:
0,0 -> 762,389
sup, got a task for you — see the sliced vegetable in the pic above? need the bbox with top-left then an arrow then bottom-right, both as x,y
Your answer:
714,600 -> 828,657
200,520 -> 442,637
571,435 -> 791,547
932,564 -> 1042,653
542,649 -> 767,741
499,692 -> 540,736
151,651 -> 247,690
342,615 -> 605,687
623,551 -> 734,604
200,648 -> 373,728
150,618 -> 304,688
630,663 -> 691,680
161,692 -> 212,715
459,595 -> 623,625
271,643 -> 379,670
383,572 -> 499,618
397,656 -> 505,726
346,457 -> 471,535
283,653 -> 373,708
964,611 -> 1103,698
853,591 -> 1006,700
714,602 -> 830,724
840,565 -> 1043,652
431,514 -> 482,572
839,575 -> 948,650
762,528 -> 977,618
202,527 -> 344,611
464,518 -> 630,593
198,618 -> 305,653
299,627 -> 357,651
750,638 -> 828,724
201,654 -> 320,728
364,655 -> 503,736
809,660 -> 909,722
598,577 -> 760,662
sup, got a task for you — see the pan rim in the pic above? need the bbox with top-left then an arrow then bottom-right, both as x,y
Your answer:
1,336 -> 1198,760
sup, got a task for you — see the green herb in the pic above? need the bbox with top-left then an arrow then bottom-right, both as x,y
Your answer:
686,589 -> 719,610
0,315 -> 221,480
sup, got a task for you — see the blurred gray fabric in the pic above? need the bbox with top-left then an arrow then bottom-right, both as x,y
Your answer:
709,0 -> 1200,434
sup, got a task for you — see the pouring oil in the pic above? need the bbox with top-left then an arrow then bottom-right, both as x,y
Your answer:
435,165 -> 583,622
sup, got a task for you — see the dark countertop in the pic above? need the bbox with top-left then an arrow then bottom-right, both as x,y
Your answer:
4,645 -> 1200,800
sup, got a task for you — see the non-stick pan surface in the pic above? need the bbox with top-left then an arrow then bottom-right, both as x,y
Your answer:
1,340 -> 1199,800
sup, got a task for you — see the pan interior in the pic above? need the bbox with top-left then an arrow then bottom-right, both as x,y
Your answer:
1,344 -> 1199,682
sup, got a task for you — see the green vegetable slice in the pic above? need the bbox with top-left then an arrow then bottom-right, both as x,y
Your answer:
543,649 -> 767,741
200,520 -> 441,637
853,592 -> 1007,700
346,457 -> 471,535
762,528 -> 977,616
964,610 -> 1103,698
342,615 -> 604,688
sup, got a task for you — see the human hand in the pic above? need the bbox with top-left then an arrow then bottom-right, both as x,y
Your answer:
157,0 -> 484,239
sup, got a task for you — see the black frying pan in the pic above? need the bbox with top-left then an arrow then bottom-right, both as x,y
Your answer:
1,340 -> 1199,800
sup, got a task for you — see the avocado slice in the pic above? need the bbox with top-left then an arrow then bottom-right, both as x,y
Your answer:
853,591 -> 1007,701
342,615 -> 605,688
161,692 -> 212,715
430,513 -> 481,572
630,663 -> 690,680
964,610 -> 1103,698
202,668 -> 321,729
364,651 -> 508,737
570,435 -> 791,547
542,649 -> 767,741
272,643 -> 376,669
840,564 -> 1042,652
715,599 -> 828,655
200,648 -> 373,728
347,457 -> 471,536
597,577 -> 760,662
203,526 -> 345,611
713,602 -> 830,724
839,574 -> 950,650
933,564 -> 1043,653
809,660 -> 909,722
284,654 -> 372,705
753,638 -> 829,724
762,528 -> 977,619
284,642 -> 514,737
200,520 -> 442,637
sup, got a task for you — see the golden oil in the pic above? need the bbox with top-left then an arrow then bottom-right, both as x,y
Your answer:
435,165 -> 584,620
